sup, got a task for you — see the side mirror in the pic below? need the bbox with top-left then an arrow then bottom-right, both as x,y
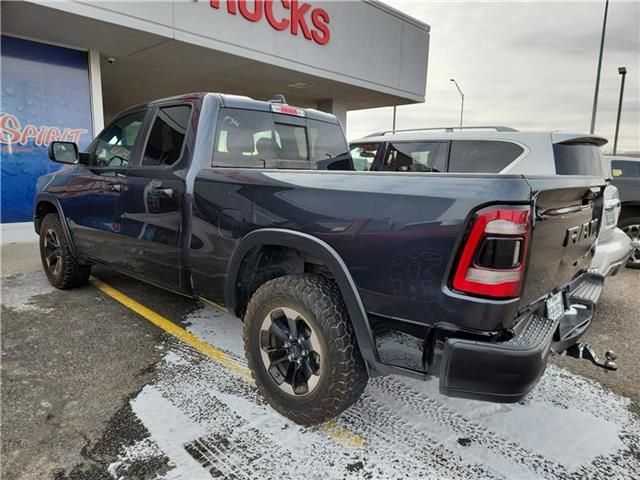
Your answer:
48,141 -> 79,164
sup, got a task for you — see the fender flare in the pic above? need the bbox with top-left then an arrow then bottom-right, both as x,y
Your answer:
33,193 -> 79,258
225,228 -> 379,370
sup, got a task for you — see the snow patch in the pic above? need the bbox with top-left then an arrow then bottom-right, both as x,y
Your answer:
1,273 -> 56,313
480,401 -> 622,469
107,438 -> 164,480
184,306 -> 245,361
120,305 -> 640,479
163,350 -> 189,367
130,386 -> 208,480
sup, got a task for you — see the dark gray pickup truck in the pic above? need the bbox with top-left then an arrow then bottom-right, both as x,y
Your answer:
35,93 -> 608,425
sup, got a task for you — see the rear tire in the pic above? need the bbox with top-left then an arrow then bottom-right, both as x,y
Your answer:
39,213 -> 91,289
243,274 -> 368,425
620,216 -> 640,269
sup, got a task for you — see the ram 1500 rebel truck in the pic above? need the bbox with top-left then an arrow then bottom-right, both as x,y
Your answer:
36,93 -> 608,425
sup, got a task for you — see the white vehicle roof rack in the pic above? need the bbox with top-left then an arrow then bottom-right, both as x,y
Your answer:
365,126 -> 518,137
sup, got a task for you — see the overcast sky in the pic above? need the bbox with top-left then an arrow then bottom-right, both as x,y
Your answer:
347,1 -> 640,154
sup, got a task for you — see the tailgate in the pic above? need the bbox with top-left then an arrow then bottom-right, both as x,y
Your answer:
520,176 -> 605,306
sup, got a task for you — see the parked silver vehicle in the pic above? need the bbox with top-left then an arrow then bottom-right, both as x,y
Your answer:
607,155 -> 640,268
350,127 -> 632,276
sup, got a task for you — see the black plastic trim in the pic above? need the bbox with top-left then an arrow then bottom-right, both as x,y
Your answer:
225,228 -> 380,373
33,193 -> 79,258
439,314 -> 559,403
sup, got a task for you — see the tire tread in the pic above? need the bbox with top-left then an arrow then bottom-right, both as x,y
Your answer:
39,213 -> 91,289
243,273 -> 368,425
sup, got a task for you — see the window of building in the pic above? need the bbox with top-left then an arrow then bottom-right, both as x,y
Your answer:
382,142 -> 441,172
611,160 -> 640,178
449,140 -> 524,173
91,111 -> 146,167
142,105 -> 192,167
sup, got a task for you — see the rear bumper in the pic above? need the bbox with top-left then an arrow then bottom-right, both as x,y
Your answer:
591,227 -> 632,276
439,315 -> 557,402
438,273 -> 604,403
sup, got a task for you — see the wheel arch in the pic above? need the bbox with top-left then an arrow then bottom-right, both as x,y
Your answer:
225,228 -> 379,370
33,194 -> 78,257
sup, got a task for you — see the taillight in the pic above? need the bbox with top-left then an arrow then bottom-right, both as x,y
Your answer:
452,206 -> 531,299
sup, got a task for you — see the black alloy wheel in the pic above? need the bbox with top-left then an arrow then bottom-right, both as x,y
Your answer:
43,228 -> 63,276
259,306 -> 323,396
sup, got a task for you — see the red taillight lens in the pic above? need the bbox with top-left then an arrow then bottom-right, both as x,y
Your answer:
452,207 -> 530,299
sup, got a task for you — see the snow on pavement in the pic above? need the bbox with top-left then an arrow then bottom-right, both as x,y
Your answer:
110,305 -> 640,480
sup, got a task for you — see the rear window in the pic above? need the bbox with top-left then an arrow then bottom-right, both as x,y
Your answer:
553,144 -> 605,176
213,108 -> 348,169
611,160 -> 640,178
448,140 -> 524,173
308,120 -> 349,164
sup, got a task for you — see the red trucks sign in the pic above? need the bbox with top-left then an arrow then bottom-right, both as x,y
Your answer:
208,0 -> 330,45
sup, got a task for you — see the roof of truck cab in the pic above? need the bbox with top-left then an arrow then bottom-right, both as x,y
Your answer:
350,130 -> 607,146
141,92 -> 339,125
216,93 -> 339,124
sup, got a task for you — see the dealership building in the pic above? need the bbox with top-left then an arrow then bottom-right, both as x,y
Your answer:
0,0 -> 429,229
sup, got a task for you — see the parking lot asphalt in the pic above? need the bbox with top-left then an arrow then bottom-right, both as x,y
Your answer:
2,242 -> 640,479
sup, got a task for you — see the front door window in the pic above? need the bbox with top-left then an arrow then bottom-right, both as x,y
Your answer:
90,111 -> 146,167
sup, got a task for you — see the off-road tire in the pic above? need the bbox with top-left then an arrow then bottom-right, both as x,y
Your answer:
39,213 -> 91,289
620,216 -> 640,269
243,274 -> 368,425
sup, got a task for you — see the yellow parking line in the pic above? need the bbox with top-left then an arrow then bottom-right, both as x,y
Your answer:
91,277 -> 250,379
90,277 -> 365,448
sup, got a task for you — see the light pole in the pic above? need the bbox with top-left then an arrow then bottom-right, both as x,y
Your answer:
590,0 -> 609,134
613,66 -> 627,155
392,105 -> 397,131
450,78 -> 464,131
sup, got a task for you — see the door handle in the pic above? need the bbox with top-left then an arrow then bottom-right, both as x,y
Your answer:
152,187 -> 174,199
107,183 -> 122,192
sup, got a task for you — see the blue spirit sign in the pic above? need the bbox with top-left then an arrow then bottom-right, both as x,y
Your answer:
1,36 -> 94,223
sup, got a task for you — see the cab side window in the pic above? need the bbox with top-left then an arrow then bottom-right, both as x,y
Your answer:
90,111 -> 146,167
142,105 -> 192,167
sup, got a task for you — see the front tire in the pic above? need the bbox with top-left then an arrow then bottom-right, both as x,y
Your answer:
39,213 -> 91,289
620,216 -> 640,269
243,274 -> 368,425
